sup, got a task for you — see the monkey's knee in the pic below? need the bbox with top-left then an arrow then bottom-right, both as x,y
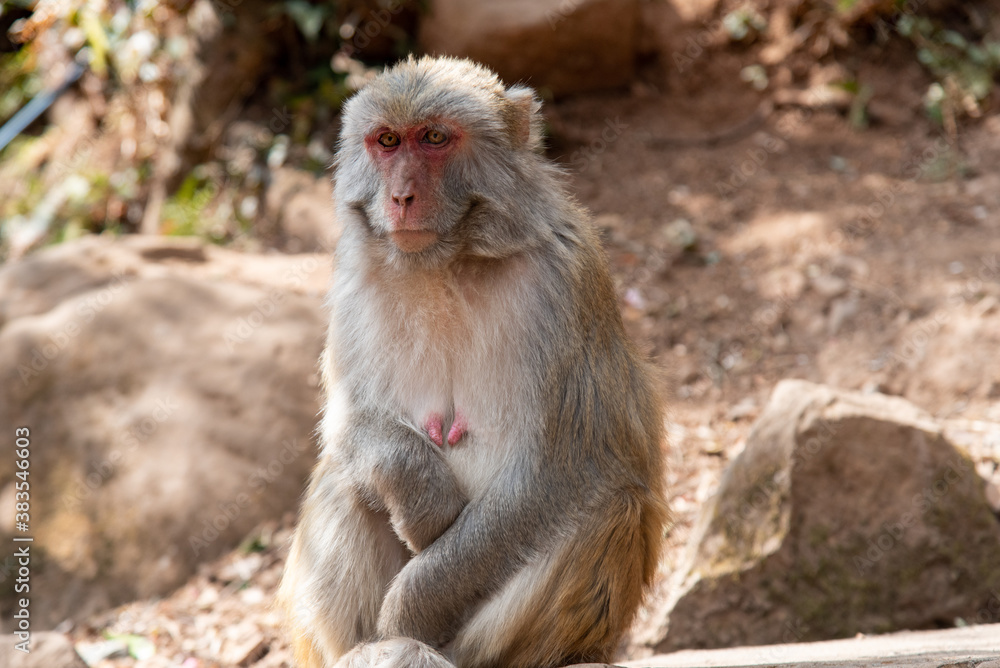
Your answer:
334,639 -> 454,668
375,577 -> 424,643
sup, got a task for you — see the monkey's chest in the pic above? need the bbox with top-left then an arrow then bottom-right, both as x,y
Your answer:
381,320 -> 529,495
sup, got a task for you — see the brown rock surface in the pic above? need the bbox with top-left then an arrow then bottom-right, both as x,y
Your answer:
0,235 -> 330,629
648,380 -> 1000,651
417,0 -> 640,95
626,624 -> 1000,667
264,167 -> 340,253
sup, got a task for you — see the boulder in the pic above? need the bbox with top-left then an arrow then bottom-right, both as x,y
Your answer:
264,167 -> 340,253
0,235 -> 330,629
651,380 -> 1000,651
417,0 -> 639,96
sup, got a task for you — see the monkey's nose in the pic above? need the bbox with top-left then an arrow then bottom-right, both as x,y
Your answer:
392,189 -> 415,207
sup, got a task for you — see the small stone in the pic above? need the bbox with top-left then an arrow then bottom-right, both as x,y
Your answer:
828,296 -> 859,336
221,622 -> 268,667
624,287 -> 646,310
75,639 -> 129,664
811,274 -> 848,298
662,218 -> 698,250
726,397 -> 758,421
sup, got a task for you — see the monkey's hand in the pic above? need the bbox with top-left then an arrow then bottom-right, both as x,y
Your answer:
376,472 -> 548,647
346,411 -> 468,553
384,454 -> 468,553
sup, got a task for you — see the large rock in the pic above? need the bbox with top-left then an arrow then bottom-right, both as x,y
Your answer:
418,0 -> 640,95
651,380 -> 1000,651
264,167 -> 340,253
0,236 -> 330,629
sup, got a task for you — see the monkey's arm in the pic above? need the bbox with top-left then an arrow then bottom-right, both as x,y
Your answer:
341,410 -> 469,553
376,466 -> 559,645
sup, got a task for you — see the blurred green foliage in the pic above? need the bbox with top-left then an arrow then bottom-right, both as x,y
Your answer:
0,48 -> 41,125
162,172 -> 220,239
897,14 -> 1000,125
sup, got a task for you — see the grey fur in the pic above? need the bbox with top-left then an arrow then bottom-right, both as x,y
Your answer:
279,56 -> 668,668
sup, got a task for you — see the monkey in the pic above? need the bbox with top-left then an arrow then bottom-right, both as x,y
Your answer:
278,55 -> 668,668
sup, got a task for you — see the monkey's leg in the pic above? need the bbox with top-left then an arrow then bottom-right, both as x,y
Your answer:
374,466 -> 551,648
380,484 -> 659,668
453,488 -> 659,668
280,458 -> 409,668
281,411 -> 469,668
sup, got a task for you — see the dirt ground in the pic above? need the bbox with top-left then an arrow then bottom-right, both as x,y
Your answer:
69,48 -> 1000,667
556,45 -> 1000,656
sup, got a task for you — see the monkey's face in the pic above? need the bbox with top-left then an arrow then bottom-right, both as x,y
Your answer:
363,121 -> 465,254
335,57 -> 543,267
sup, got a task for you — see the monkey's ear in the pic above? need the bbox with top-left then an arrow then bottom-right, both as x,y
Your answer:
504,85 -> 542,151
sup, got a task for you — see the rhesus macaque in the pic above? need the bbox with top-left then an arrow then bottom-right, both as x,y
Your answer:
278,56 -> 668,668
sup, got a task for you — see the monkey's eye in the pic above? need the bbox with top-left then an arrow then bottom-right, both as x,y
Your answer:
377,132 -> 400,148
423,129 -> 447,145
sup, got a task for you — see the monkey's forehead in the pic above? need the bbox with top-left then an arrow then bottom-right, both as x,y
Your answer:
341,56 -> 514,137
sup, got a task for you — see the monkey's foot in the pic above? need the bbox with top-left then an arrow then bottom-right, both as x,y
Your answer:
425,415 -> 445,447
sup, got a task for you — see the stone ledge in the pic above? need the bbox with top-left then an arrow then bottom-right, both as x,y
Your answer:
624,624 -> 1000,668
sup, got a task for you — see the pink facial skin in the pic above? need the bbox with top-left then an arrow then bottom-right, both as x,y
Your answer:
423,411 -> 467,447
364,124 -> 463,253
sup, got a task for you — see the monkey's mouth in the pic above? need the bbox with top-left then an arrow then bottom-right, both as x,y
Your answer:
389,229 -> 439,253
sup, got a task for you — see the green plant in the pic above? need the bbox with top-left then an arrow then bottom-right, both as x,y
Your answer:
895,14 -> 1000,128
0,48 -> 42,126
161,172 -> 218,237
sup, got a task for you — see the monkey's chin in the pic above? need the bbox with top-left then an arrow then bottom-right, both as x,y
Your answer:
390,230 -> 439,253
